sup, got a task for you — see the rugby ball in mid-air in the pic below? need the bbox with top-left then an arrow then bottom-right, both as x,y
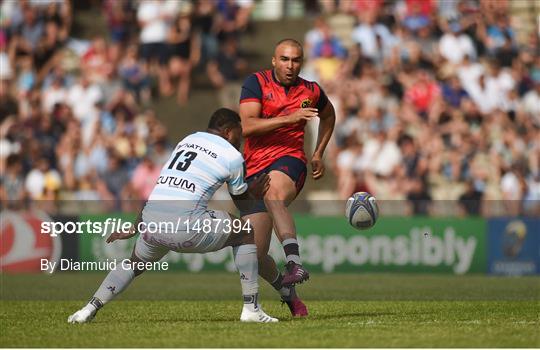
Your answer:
345,192 -> 379,230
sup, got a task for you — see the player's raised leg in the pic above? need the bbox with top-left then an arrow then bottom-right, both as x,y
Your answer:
264,168 -> 309,286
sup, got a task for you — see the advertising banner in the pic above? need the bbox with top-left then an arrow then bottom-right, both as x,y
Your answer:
77,214 -> 486,274
0,210 -> 63,273
487,218 -> 540,275
288,216 -> 486,274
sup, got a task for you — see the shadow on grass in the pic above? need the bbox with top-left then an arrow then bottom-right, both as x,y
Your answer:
134,311 -> 399,323
312,312 -> 398,321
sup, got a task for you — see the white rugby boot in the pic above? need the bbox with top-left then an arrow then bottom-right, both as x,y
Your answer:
240,305 -> 278,323
68,305 -> 97,324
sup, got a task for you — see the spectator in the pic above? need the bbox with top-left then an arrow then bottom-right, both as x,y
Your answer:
351,13 -> 395,61
485,14 -> 515,54
103,0 -> 133,47
42,75 -> 67,113
304,17 -> 326,60
312,23 -> 347,82
207,37 -> 247,110
81,37 -> 114,84
193,0 -> 219,64
16,55 -> 35,99
215,0 -> 253,41
438,21 -> 476,65
66,74 -> 102,124
66,74 -> 102,145
521,78 -> 540,122
167,11 -> 200,105
441,75 -> 469,108
97,152 -> 131,205
131,156 -> 160,200
459,180 -> 483,216
137,0 -> 172,95
24,156 -> 61,200
9,5 -> 44,58
0,154 -> 28,208
404,68 -> 442,116
118,44 -> 151,104
33,19 -> 67,82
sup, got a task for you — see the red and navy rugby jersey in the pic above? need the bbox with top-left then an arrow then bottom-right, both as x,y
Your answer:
240,69 -> 328,177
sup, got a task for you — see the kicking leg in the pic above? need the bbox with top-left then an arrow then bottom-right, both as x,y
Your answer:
264,170 -> 309,286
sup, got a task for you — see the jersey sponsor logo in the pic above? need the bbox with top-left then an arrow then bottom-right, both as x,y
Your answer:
301,98 -> 312,108
157,175 -> 196,193
264,92 -> 274,101
177,143 -> 218,158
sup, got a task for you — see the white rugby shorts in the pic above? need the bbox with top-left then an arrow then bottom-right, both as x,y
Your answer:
134,209 -> 233,262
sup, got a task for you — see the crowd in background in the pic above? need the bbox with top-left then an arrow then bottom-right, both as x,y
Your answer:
302,0 -> 539,215
0,0 -> 538,216
0,0 -> 253,211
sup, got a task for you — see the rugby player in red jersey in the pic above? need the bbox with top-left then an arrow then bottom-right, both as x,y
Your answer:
238,39 -> 335,316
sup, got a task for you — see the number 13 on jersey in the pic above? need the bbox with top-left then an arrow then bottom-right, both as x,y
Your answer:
168,150 -> 198,171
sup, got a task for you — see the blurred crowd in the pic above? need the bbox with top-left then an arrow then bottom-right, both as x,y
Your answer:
302,0 -> 539,215
0,0 -> 253,211
0,0 -> 538,216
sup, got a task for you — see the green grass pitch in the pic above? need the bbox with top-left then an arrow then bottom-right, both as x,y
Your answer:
1,273 -> 539,347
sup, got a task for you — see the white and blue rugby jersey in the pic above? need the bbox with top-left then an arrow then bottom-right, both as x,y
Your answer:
142,132 -> 247,220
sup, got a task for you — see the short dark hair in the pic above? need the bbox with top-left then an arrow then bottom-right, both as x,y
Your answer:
207,108 -> 241,131
275,38 -> 303,52
398,134 -> 414,147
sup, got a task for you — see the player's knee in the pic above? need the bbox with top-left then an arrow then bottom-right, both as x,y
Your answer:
263,192 -> 287,209
264,186 -> 287,202
241,231 -> 254,245
130,252 -> 147,277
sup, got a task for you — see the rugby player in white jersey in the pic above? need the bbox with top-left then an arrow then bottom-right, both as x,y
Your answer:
68,108 -> 278,323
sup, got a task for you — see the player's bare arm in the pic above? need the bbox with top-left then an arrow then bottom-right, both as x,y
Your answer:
311,100 -> 336,180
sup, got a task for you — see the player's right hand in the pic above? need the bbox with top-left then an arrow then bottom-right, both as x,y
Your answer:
106,229 -> 137,243
287,108 -> 318,124
248,173 -> 271,199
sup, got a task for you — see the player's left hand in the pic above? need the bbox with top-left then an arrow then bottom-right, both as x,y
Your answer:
311,155 -> 325,180
248,173 -> 271,199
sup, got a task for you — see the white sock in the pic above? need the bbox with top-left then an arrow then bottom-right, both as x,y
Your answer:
90,266 -> 135,309
233,244 -> 259,312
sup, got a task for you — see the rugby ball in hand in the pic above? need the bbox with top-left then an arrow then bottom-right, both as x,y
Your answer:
345,192 -> 379,230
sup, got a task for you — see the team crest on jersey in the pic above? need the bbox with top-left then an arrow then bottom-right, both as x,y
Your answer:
301,99 -> 312,108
